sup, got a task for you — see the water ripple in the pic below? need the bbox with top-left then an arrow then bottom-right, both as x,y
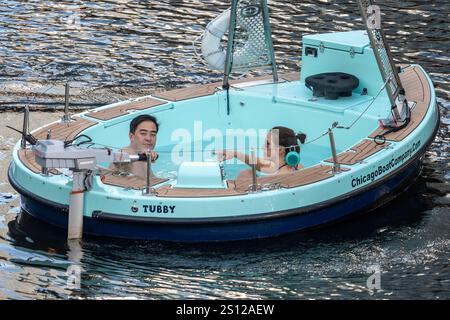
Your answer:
0,0 -> 448,300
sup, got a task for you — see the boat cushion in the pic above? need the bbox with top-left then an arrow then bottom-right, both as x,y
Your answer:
175,162 -> 226,189
305,72 -> 359,100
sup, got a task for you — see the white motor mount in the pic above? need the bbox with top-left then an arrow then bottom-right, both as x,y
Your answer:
33,140 -> 141,171
32,139 -> 149,241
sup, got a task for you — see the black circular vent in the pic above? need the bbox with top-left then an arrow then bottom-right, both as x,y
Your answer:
305,72 -> 359,100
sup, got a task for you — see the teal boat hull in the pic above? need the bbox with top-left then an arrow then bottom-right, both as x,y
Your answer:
7,30 -> 440,243
8,113 -> 438,242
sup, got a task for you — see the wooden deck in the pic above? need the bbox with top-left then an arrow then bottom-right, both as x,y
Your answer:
15,70 -> 347,197
369,66 -> 432,141
15,67 -> 433,198
156,165 -> 333,196
20,117 -> 95,174
153,81 -> 222,102
233,165 -> 335,192
325,139 -> 391,165
153,72 -> 300,102
81,72 -> 300,121
15,80 -> 339,198
280,71 -> 300,82
156,181 -> 247,198
101,171 -> 168,189
86,97 -> 165,121
32,117 -> 96,142
17,149 -> 59,175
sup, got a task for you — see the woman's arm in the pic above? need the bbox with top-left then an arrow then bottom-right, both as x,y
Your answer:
216,150 -> 279,173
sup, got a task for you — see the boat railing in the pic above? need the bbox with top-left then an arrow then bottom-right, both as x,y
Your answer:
356,0 -> 405,122
249,148 -> 260,193
61,82 -> 73,124
328,123 -> 342,174
144,152 -> 157,196
21,107 -> 31,149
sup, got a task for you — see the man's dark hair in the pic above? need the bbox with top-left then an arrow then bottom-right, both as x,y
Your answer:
129,115 -> 159,134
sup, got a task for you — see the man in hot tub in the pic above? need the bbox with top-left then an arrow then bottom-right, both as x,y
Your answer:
110,114 -> 159,178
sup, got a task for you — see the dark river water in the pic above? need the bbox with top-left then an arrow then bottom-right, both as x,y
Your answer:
0,0 -> 449,299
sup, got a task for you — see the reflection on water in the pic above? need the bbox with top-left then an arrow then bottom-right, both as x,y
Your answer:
0,0 -> 448,109
3,176 -> 450,299
0,0 -> 449,299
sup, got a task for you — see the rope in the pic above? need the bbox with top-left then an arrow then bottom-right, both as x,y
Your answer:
23,84 -> 57,136
336,76 -> 392,130
192,34 -> 204,61
293,76 -> 392,146
24,84 -> 57,111
303,130 -> 330,145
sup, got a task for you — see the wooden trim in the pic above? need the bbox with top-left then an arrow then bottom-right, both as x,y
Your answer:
153,165 -> 340,198
20,117 -> 94,175
280,71 -> 300,82
233,165 -> 335,192
101,171 -> 168,190
369,66 -> 432,141
32,117 -> 96,142
17,149 -> 59,175
86,98 -> 165,121
325,139 -> 390,165
97,165 -> 337,197
152,82 -> 222,102
156,180 -> 247,198
156,187 -> 247,198
152,72 -> 300,102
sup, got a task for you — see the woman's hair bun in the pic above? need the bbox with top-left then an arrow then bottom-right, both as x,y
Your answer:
296,132 -> 307,144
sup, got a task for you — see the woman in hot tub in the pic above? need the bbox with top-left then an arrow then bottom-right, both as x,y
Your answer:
216,126 -> 306,180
